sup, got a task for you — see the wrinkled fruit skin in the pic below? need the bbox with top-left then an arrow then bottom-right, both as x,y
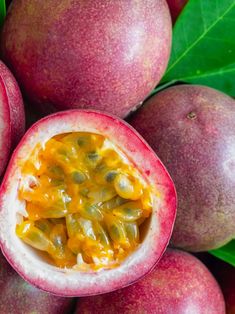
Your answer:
166,0 -> 188,23
0,110 -> 176,296
0,60 -> 25,177
1,0 -> 172,118
129,85 -> 235,251
0,251 -> 75,314
76,249 -> 225,314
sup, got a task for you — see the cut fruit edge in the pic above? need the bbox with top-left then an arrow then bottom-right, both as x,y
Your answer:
0,61 -> 25,148
0,71 -> 11,177
0,109 -> 177,296
0,61 -> 25,177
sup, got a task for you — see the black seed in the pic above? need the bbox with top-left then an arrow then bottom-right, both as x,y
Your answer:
87,151 -> 99,161
72,171 -> 86,184
106,171 -> 118,182
77,136 -> 87,147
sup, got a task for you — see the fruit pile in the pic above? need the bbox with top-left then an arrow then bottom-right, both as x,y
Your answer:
0,0 -> 234,313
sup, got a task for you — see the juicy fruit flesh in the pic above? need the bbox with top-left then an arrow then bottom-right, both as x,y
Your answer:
16,132 -> 153,270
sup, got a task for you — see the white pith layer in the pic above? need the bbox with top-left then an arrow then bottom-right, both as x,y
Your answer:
0,89 -> 9,167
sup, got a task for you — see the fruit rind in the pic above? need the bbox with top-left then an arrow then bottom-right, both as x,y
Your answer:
76,249 -> 226,314
0,61 -> 25,147
0,60 -> 25,177
0,110 -> 176,296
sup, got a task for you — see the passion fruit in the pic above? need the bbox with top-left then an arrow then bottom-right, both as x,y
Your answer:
0,251 -> 75,313
76,249 -> 225,313
0,110 -> 176,296
1,0 -> 172,118
0,60 -> 25,177
129,84 -> 235,251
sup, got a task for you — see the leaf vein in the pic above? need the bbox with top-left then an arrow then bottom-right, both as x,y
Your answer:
166,2 -> 235,74
177,64 -> 235,81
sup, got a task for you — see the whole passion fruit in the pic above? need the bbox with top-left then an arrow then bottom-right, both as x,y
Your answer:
76,249 -> 225,313
1,0 -> 172,118
129,85 -> 235,251
0,110 -> 176,296
0,60 -> 25,177
0,251 -> 75,313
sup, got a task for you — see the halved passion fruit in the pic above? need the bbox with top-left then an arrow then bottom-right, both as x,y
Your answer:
0,110 -> 176,296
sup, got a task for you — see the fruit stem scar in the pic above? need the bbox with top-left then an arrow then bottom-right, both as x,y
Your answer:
187,111 -> 197,120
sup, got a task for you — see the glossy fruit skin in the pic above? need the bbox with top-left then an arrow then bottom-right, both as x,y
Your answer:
1,0 -> 172,118
166,0 -> 188,23
0,110 -> 176,296
0,251 -> 75,314
129,85 -> 235,251
76,249 -> 225,314
0,60 -> 25,177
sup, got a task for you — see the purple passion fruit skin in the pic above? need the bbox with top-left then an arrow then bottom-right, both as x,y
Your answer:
76,249 -> 225,314
129,84 -> 235,252
0,60 -> 25,177
0,251 -> 75,314
1,0 -> 172,118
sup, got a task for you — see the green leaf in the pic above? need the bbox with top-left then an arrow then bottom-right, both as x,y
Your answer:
161,0 -> 235,96
0,0 -> 6,27
209,240 -> 235,267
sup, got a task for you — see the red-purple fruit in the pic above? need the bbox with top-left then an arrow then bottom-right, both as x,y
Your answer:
0,60 -> 25,177
0,110 -> 176,296
0,251 -> 75,313
166,0 -> 188,23
1,0 -> 172,118
76,249 -> 225,314
129,85 -> 235,251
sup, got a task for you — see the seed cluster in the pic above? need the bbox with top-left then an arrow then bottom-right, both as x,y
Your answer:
16,132 -> 152,270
